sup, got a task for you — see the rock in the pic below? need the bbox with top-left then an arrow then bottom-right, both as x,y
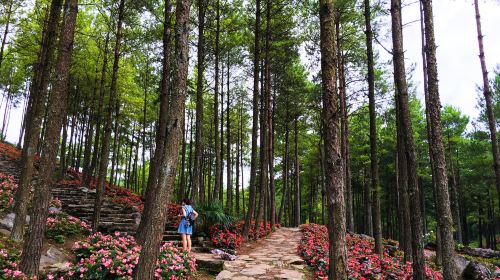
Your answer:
240,267 -> 266,276
0,228 -> 10,236
462,262 -> 492,280
463,247 -> 500,259
216,270 -> 234,280
48,207 -> 61,213
277,269 -> 304,279
455,254 -> 470,275
40,247 -> 69,272
131,212 -> 141,225
0,213 -> 29,230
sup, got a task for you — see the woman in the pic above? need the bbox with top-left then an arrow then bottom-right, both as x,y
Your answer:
177,198 -> 198,252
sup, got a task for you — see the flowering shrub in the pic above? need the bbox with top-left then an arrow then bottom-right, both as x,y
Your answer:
211,225 -> 243,249
210,220 -> 281,249
156,242 -> 197,279
0,142 -> 21,161
0,248 -> 26,279
298,223 -> 443,279
68,232 -> 196,279
0,173 -> 16,214
45,211 -> 90,243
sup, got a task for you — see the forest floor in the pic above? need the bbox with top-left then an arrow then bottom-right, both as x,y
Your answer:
214,227 -> 312,280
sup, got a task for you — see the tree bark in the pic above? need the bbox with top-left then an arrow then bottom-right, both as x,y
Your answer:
133,0 -> 190,277
192,0 -> 206,204
136,0 -> 172,242
421,1 -> 459,278
294,116 -> 300,226
278,116 -> 289,224
213,0 -> 222,202
242,0 -> 261,241
391,0 -> 425,277
474,0 -> 500,217
226,56 -> 233,212
364,0 -> 383,256
92,0 -> 125,232
0,0 -> 13,69
10,0 -> 63,242
19,0 -> 78,275
319,0 -> 348,278
84,32 -> 110,189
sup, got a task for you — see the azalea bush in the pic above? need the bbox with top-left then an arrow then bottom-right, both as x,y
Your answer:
211,225 -> 243,249
210,220 -> 281,249
0,172 -> 16,214
0,248 -> 26,279
45,211 -> 90,243
68,232 -> 196,279
156,242 -> 197,279
298,223 -> 443,279
0,142 -> 21,161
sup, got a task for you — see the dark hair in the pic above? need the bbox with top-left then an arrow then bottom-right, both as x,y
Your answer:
181,198 -> 191,205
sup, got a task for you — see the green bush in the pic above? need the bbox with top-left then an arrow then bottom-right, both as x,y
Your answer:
195,200 -> 236,236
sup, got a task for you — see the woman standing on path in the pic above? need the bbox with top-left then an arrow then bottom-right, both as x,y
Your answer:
177,198 -> 198,252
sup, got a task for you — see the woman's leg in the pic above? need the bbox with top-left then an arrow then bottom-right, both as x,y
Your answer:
187,235 -> 192,252
181,234 -> 187,251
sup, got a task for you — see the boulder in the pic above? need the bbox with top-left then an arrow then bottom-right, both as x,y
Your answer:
455,254 -> 470,275
40,246 -> 70,272
0,213 -> 29,230
463,247 -> 500,259
462,262 -> 492,280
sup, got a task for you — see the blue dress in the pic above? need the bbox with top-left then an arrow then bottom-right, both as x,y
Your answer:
177,205 -> 194,235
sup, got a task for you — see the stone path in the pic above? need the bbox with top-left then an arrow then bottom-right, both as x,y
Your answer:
216,227 -> 306,280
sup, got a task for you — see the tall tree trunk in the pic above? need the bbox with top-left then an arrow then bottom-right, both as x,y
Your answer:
133,0 -> 190,276
269,89 -> 276,229
319,1 -> 348,277
391,0 -> 425,277
213,0 -> 222,202
219,63 -> 224,202
178,121 -> 187,201
84,32 -> 110,189
226,57 -> 233,212
109,99 -> 120,188
141,62 -> 148,193
364,169 -> 373,235
235,102 -> 241,216
474,0 -> 500,216
338,28 -> 353,234
0,0 -> 13,69
82,50 -> 101,181
92,0 -> 125,232
10,0 -> 63,242
254,56 -> 269,237
136,0 -> 172,242
364,0 -> 383,256
421,1 -> 458,278
294,116 -> 300,226
448,136 -> 462,243
192,0 -> 206,204
278,118 -> 289,224
19,0 -> 78,274
242,0 -> 261,241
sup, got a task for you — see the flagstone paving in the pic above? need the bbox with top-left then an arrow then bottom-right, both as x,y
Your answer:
215,227 -> 306,280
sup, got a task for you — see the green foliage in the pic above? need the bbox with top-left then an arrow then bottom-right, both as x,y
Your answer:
196,201 -> 236,235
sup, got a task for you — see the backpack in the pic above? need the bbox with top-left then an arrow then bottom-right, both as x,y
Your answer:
184,206 -> 196,227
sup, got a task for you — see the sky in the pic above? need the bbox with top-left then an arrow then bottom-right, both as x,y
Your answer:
384,0 -> 500,121
2,0 -> 500,145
